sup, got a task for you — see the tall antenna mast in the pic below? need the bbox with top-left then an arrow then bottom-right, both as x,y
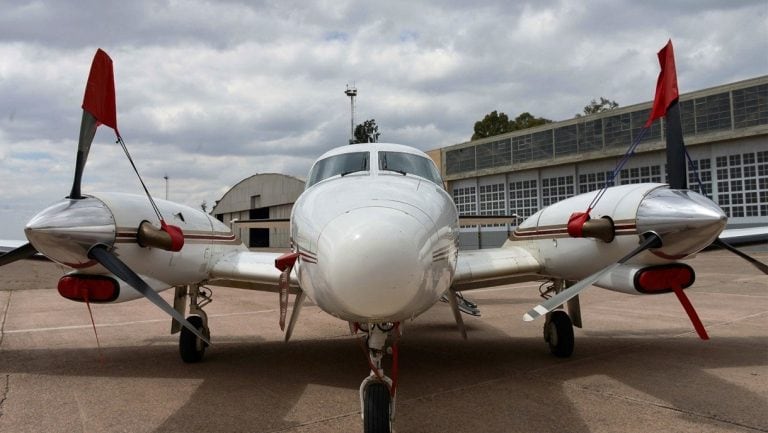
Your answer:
345,84 -> 357,144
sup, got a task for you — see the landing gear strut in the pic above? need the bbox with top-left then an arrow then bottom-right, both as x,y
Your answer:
178,284 -> 211,363
359,323 -> 399,433
540,279 -> 576,358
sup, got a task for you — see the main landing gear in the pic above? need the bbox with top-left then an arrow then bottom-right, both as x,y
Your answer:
544,310 -> 574,357
540,279 -> 579,358
175,284 -> 212,363
357,322 -> 400,433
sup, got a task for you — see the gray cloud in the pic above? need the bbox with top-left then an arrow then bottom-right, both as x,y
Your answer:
1,0 -> 766,239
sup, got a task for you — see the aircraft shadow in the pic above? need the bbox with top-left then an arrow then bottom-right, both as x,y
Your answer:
1,322 -> 765,433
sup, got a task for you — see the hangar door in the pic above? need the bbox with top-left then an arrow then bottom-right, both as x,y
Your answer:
249,207 -> 270,247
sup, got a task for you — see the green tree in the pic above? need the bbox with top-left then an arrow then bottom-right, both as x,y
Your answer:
577,97 -> 619,117
513,112 -> 551,130
353,119 -> 380,143
472,110 -> 551,140
472,110 -> 515,140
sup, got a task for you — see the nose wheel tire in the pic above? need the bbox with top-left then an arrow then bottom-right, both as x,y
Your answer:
364,382 -> 391,433
180,315 -> 208,363
546,310 -> 574,358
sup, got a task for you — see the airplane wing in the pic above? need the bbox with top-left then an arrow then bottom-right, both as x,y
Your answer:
718,226 -> 768,246
451,243 -> 542,291
208,250 -> 299,293
0,240 -> 49,261
1,240 -> 30,254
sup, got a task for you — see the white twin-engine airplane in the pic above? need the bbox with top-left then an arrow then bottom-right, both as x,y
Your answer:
1,46 -> 766,433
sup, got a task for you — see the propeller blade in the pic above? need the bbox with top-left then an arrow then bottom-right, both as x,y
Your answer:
69,111 -> 99,199
524,232 -> 662,321
70,49 -> 120,200
87,245 -> 210,344
284,291 -> 306,342
712,238 -> 768,275
0,243 -> 39,267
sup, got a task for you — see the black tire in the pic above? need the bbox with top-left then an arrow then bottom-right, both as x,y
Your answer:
363,382 -> 391,433
547,310 -> 574,358
180,316 -> 207,363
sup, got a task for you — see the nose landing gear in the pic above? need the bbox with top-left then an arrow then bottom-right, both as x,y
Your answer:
358,322 -> 399,433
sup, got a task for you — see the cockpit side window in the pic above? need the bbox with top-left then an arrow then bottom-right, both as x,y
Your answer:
306,152 -> 369,187
378,151 -> 443,185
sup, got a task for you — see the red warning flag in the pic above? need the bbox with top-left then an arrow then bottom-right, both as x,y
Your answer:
645,40 -> 679,128
82,48 -> 120,137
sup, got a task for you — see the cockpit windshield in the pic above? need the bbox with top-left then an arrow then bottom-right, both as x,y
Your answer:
306,151 -> 369,187
378,151 -> 443,185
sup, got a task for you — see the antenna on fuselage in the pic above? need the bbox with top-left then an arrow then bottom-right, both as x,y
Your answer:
345,84 -> 357,144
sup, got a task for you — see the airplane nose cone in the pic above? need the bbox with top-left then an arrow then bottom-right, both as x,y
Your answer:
25,197 -> 115,267
637,188 -> 727,258
316,207 -> 432,321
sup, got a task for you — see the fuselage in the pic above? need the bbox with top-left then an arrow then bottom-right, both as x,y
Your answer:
290,143 -> 459,322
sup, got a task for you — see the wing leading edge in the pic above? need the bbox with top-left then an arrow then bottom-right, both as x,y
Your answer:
718,226 -> 768,246
209,250 -> 299,293
452,243 -> 542,291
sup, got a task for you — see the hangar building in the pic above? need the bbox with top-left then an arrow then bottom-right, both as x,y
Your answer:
211,76 -> 766,251
437,75 -> 768,248
211,173 -> 304,249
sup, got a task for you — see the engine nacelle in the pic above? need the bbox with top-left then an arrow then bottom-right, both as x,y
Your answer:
58,272 -> 169,303
594,263 -> 695,295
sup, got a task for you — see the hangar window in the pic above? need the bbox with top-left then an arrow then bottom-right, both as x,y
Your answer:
631,108 -> 661,143
578,171 -> 614,194
479,183 -> 505,214
306,152 -> 369,187
713,151 -> 768,218
733,84 -> 768,129
379,151 -> 443,185
680,99 -> 696,136
604,113 -> 632,148
541,175 -> 574,206
476,139 -> 511,169
578,119 -> 603,152
687,158 -> 713,197
554,125 -> 577,157
453,186 -> 477,216
509,180 -> 538,219
531,130 -> 553,160
619,164 -> 662,185
695,92 -> 731,133
446,147 -> 476,174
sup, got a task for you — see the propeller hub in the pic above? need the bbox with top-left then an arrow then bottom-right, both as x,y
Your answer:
25,196 -> 116,268
637,188 -> 727,258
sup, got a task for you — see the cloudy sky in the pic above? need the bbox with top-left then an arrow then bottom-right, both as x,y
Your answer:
1,0 -> 766,239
